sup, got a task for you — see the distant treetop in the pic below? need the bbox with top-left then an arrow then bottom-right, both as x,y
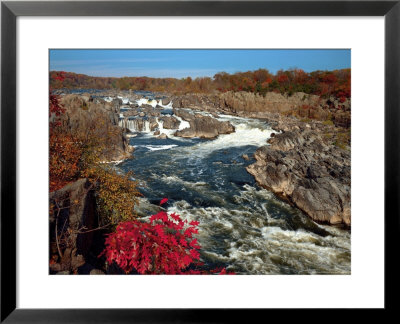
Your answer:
50,68 -> 350,99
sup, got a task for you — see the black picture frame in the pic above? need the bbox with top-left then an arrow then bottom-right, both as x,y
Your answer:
1,0 -> 399,322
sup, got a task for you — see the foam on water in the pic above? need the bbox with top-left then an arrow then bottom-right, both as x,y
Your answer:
178,118 -> 274,157
138,144 -> 178,152
136,98 -> 172,109
174,115 -> 191,130
158,174 -> 209,190
117,96 -> 131,105
166,197 -> 350,274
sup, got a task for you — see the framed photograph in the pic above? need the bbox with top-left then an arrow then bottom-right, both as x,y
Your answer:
1,0 -> 398,322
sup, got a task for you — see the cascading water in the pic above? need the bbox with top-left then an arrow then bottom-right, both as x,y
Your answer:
119,98 -> 181,136
119,118 -> 151,133
174,115 -> 190,131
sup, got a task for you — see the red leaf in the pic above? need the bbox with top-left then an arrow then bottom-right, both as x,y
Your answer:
160,198 -> 168,205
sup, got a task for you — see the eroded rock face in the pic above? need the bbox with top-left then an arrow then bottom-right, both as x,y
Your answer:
49,179 -> 97,273
172,94 -> 220,110
160,116 -> 180,129
170,91 -> 351,129
246,129 -> 351,226
174,109 -> 235,139
172,108 -> 193,121
60,95 -> 133,162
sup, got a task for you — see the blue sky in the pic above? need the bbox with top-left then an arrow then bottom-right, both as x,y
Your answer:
50,49 -> 350,78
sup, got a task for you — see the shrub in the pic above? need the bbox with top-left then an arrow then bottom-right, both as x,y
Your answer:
84,166 -> 140,225
100,199 -> 234,275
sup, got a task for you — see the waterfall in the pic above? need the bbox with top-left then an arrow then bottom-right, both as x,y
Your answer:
156,118 -> 164,134
119,118 -> 151,133
144,120 -> 150,133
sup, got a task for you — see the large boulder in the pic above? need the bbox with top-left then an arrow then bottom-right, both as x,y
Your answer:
162,98 -> 171,105
160,116 -> 180,129
149,118 -> 159,131
174,113 -> 235,139
247,129 -> 351,226
173,108 -> 194,122
157,133 -> 168,139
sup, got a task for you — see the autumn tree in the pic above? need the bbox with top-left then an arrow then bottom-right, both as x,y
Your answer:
49,72 -> 139,225
50,68 -> 350,99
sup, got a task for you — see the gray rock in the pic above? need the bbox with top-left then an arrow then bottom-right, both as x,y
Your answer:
173,108 -> 194,122
160,116 -> 180,129
162,98 -> 171,105
140,104 -> 153,110
149,119 -> 159,131
60,95 -> 132,161
50,179 -> 97,272
174,112 -> 235,139
247,128 -> 351,226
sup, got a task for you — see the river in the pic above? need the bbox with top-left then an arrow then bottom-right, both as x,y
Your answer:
116,97 -> 351,275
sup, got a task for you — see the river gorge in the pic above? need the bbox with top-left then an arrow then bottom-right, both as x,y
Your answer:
49,88 -> 351,275
111,94 -> 351,275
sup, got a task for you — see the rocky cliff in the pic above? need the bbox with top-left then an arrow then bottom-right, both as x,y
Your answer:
60,94 -> 134,161
170,91 -> 351,128
49,178 -> 106,274
246,117 -> 351,226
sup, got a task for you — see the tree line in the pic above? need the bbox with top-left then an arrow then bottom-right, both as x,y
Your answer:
50,68 -> 351,100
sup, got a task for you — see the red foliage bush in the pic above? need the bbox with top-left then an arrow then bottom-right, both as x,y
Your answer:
100,200 -> 234,275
